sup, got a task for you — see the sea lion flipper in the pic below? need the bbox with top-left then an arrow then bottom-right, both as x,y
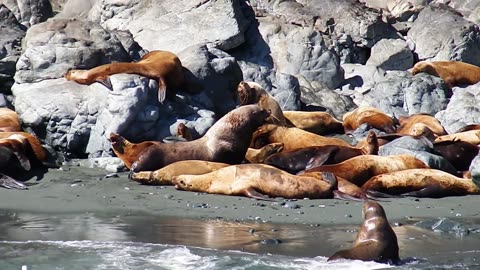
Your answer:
12,150 -> 31,171
366,190 -> 402,199
305,150 -> 335,169
401,184 -> 444,198
0,174 -> 27,190
157,77 -> 167,103
95,77 -> 113,90
242,187 -> 274,201
333,190 -> 365,201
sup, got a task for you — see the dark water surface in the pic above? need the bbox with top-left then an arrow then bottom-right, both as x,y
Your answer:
0,211 -> 479,269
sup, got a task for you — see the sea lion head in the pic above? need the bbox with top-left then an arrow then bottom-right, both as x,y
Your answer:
64,69 -> 89,82
237,81 -> 265,106
365,130 -> 379,155
173,175 -> 205,192
109,133 -> 128,154
411,123 -> 436,141
410,61 -> 437,76
176,122 -> 192,141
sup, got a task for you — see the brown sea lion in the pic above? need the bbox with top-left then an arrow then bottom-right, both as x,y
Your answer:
342,107 -> 396,134
65,50 -> 184,103
237,81 -> 288,126
433,140 -> 479,172
130,105 -> 270,173
245,143 -> 284,163
435,130 -> 480,145
455,124 -> 480,133
362,169 -> 480,198
396,113 -> 447,136
328,201 -> 400,264
0,108 -> 21,132
282,111 -> 344,135
410,61 -> 480,88
176,122 -> 193,141
250,124 -> 351,151
109,133 -> 161,169
302,154 -> 428,187
265,130 -> 378,173
0,132 -> 47,163
131,160 -> 230,185
173,164 -> 337,199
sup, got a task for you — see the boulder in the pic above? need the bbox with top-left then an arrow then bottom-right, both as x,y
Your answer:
432,0 -> 480,18
0,0 -> 53,27
55,0 -> 95,19
341,63 -> 387,91
366,39 -> 414,71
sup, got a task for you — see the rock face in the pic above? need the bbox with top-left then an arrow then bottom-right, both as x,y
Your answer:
366,39 -> 414,70
0,0 -> 53,27
407,4 -> 480,66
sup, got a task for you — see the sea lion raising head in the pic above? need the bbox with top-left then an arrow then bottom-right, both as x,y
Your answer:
109,133 -> 161,169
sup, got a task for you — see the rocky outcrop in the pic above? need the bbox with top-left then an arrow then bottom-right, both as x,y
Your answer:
366,39 -> 414,70
0,0 -> 53,27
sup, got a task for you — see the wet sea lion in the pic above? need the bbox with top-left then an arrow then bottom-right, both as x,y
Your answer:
435,130 -> 480,145
410,61 -> 480,88
362,169 -> 480,198
245,143 -> 284,163
109,133 -> 161,169
173,164 -> 337,199
342,107 -> 396,134
237,81 -> 288,126
131,160 -> 230,185
396,113 -> 446,136
65,50 -> 184,102
130,105 -> 270,173
302,154 -> 428,187
282,111 -> 344,135
265,130 -> 378,173
250,124 -> 351,151
328,201 -> 400,264
0,108 -> 21,132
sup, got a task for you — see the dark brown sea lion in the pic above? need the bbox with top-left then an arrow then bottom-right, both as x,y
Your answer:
0,134 -> 38,189
362,169 -> 480,198
0,108 -> 21,132
342,107 -> 396,134
433,140 -> 479,172
435,130 -> 480,145
109,133 -> 161,169
237,81 -> 288,126
130,105 -> 270,173
0,132 -> 47,163
173,164 -> 337,200
328,201 -> 400,264
250,124 -> 351,151
282,111 -> 344,135
265,130 -> 378,173
410,61 -> 480,88
131,160 -> 230,185
245,143 -> 284,163
301,154 -> 428,187
65,50 -> 184,102
455,124 -> 480,133
176,122 -> 193,141
396,113 -> 447,136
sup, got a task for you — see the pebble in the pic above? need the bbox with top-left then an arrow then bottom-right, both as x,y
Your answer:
283,202 -> 300,209
248,228 -> 256,234
164,194 -> 173,199
105,173 -> 119,178
260,239 -> 282,245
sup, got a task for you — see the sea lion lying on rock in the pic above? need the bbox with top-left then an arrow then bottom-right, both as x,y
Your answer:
343,107 -> 396,134
410,61 -> 480,88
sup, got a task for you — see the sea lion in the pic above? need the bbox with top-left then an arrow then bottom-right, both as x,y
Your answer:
301,154 -> 428,187
250,124 -> 351,151
282,111 -> 344,135
173,164 -> 337,199
109,133 -> 162,169
245,143 -> 284,163
0,108 -> 21,132
130,105 -> 270,173
0,132 -> 47,163
342,107 -> 396,134
435,130 -> 480,145
433,140 -> 479,172
65,50 -> 184,103
265,130 -> 378,173
455,124 -> 480,133
396,113 -> 446,136
237,81 -> 288,126
0,134 -> 37,190
410,61 -> 480,88
131,160 -> 230,185
328,201 -> 400,264
362,168 -> 480,198
176,122 -> 193,141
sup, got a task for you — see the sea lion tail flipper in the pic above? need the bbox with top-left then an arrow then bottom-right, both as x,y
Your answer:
0,174 -> 27,190
157,77 -> 167,103
95,77 -> 113,90
333,190 -> 366,201
242,187 -> 275,201
12,150 -> 31,171
401,184 -> 444,198
365,190 -> 402,199
305,151 -> 334,169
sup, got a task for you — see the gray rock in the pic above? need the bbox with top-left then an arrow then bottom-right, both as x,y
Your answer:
81,157 -> 126,172
55,0 -> 95,19
366,39 -> 414,71
341,63 -> 387,91
469,154 -> 480,188
407,4 -> 480,66
432,0 -> 480,18
0,0 -> 53,27
435,83 -> 480,134
88,0 -> 250,53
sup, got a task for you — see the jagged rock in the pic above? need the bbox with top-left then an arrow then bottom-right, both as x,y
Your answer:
432,0 -> 480,18
55,0 -> 95,19
435,83 -> 480,134
366,39 -> 414,70
341,63 -> 387,92
407,4 -> 480,66
469,154 -> 480,187
50,0 -> 68,14
0,0 -> 53,27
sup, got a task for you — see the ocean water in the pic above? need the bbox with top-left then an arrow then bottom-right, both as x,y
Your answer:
0,211 -> 479,270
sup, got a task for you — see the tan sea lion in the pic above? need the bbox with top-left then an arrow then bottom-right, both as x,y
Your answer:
302,154 -> 428,187
265,130 -> 378,173
435,130 -> 480,145
131,160 -> 230,185
250,124 -> 351,151
65,50 -> 184,102
342,107 -> 396,134
245,143 -> 284,163
237,81 -> 288,126
0,132 -> 47,163
0,108 -> 21,132
130,105 -> 270,173
109,133 -> 161,169
455,124 -> 480,133
410,61 -> 480,88
282,111 -> 344,135
328,201 -> 400,264
396,113 -> 446,136
362,168 -> 480,198
173,164 -> 337,199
